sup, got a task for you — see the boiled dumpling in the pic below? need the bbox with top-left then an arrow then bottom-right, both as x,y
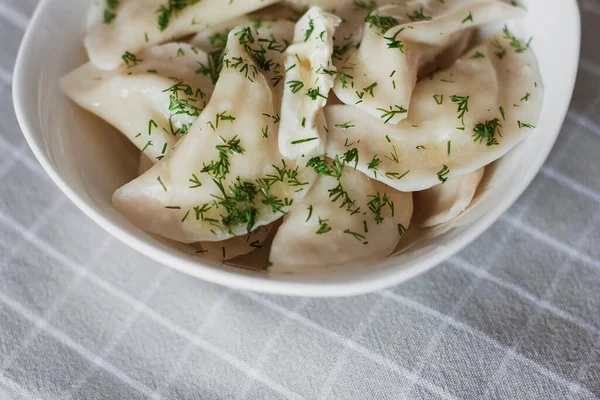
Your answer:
113,25 -> 316,244
270,166 -> 413,272
326,33 -> 543,191
333,0 -> 525,124
61,43 -> 215,162
279,7 -> 340,159
416,168 -> 484,228
86,0 -> 280,70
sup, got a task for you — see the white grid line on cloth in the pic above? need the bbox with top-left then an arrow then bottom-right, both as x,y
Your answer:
480,208 -> 600,400
315,298 -> 388,400
580,58 -> 600,79
569,347 -> 600,400
450,257 -> 600,339
567,110 -> 600,138
242,292 -> 461,400
153,289 -> 233,398
0,292 -> 159,399
0,210 -> 304,400
501,214 -> 600,271
0,142 -> 14,173
0,373 -> 46,400
554,211 -> 600,400
0,1 -> 28,30
379,290 -> 600,400
0,216 -> 107,374
567,108 -> 600,136
0,195 -> 66,267
541,166 -> 600,204
62,267 -> 173,400
0,138 -> 48,181
0,142 -> 31,178
0,66 -> 11,87
237,299 -> 311,400
568,110 -> 600,140
392,170 -> 551,398
0,154 -> 17,178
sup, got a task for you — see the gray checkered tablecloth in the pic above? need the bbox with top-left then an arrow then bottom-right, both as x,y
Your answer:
1,1 -> 599,399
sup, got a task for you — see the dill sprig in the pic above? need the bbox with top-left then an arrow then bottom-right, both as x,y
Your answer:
287,80 -> 305,94
473,118 -> 502,146
450,95 -> 470,126
304,17 -> 315,42
377,105 -> 408,124
316,218 -> 332,234
201,136 -> 245,179
121,51 -> 143,68
383,29 -> 405,52
367,192 -> 395,224
364,13 -> 399,34
437,165 -> 450,183
502,25 -> 529,53
156,0 -> 202,32
103,0 -> 119,24
406,6 -> 432,22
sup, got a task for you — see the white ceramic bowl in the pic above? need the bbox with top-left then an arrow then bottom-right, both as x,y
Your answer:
13,0 -> 580,297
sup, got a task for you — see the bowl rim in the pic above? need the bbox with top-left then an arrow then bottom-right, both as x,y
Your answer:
13,0 -> 581,297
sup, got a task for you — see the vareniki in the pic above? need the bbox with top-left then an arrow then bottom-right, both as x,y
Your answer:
62,0 -> 543,272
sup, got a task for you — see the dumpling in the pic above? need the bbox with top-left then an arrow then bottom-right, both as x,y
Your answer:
279,7 -> 340,159
113,24 -> 316,244
270,166 -> 413,272
332,0 -> 525,124
61,43 -> 215,162
325,32 -> 543,192
416,168 -> 484,228
85,0 -> 280,70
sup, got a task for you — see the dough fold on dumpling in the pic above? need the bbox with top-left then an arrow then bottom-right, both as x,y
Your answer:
326,33 -> 543,192
61,43 -> 215,162
270,166 -> 413,272
333,0 -> 525,124
86,0 -> 280,70
416,168 -> 484,228
136,154 -> 272,261
279,7 -> 340,159
113,25 -> 316,244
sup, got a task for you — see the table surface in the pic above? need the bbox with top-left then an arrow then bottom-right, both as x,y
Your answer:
1,1 -> 600,399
